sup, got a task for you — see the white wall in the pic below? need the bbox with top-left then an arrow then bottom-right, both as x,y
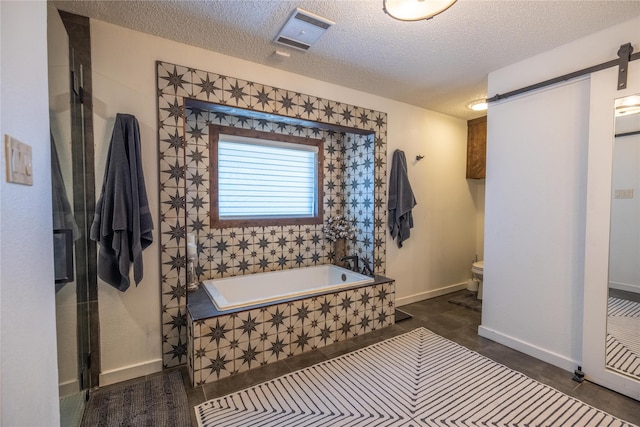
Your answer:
609,114 -> 640,293
0,1 -> 61,426
480,16 -> 640,371
89,19 -> 477,382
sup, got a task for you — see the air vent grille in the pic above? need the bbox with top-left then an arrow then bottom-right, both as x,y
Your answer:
275,8 -> 334,52
276,37 -> 311,51
294,12 -> 331,30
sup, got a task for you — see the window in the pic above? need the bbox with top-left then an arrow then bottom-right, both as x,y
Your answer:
210,125 -> 324,228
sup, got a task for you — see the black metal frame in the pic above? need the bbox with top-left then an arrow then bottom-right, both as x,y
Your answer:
488,43 -> 640,104
58,10 -> 100,391
53,229 -> 74,284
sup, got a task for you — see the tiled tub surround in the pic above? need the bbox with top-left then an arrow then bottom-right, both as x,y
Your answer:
187,276 -> 395,385
157,61 -> 388,368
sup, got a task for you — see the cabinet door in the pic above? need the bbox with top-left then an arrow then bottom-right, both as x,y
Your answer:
466,116 -> 487,179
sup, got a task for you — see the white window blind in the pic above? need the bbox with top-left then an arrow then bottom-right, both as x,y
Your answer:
218,135 -> 318,219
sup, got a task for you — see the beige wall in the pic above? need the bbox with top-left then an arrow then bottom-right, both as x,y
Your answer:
90,19 -> 478,383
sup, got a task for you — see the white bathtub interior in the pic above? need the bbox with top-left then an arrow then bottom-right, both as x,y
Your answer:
202,264 -> 375,311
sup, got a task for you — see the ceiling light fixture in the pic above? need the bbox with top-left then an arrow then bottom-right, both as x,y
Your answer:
383,0 -> 457,21
467,99 -> 488,112
615,94 -> 640,116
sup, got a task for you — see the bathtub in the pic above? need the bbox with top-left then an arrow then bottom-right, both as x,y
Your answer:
202,264 -> 375,311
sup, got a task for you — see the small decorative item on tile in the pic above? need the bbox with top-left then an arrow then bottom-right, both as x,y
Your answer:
334,238 -> 347,264
187,233 -> 199,292
323,215 -> 355,265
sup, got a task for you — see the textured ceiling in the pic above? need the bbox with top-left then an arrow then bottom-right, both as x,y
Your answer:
52,0 -> 640,120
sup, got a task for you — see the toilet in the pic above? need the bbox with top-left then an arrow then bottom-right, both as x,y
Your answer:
471,260 -> 484,300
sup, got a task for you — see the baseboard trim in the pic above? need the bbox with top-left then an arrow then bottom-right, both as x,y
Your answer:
396,282 -> 467,307
99,358 -> 163,386
609,281 -> 640,294
477,325 -> 579,372
58,379 -> 80,398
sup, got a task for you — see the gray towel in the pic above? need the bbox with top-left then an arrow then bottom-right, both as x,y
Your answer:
388,150 -> 416,248
90,114 -> 153,291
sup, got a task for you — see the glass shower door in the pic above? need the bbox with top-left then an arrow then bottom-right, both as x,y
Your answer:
48,7 -> 98,425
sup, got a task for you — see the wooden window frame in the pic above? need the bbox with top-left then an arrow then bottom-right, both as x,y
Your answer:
209,125 -> 324,228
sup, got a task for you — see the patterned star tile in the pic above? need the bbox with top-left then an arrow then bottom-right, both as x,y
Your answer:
290,299 -> 313,330
159,217 -> 186,249
289,327 -> 314,356
162,335 -> 188,368
296,94 -> 320,121
336,317 -> 355,341
158,62 -> 192,98
234,340 -> 264,373
263,303 -> 291,336
234,309 -> 263,344
192,69 -> 224,103
263,332 -> 291,365
249,84 -> 277,113
201,347 -> 234,382
159,155 -> 186,191
336,290 -> 356,321
270,89 -> 295,117
222,78 -> 251,108
162,306 -> 188,338
312,293 -> 337,324
162,279 -> 186,310
158,125 -> 185,157
162,250 -> 187,278
159,188 -> 186,220
314,322 -> 337,347
353,310 -> 373,336
186,191 -> 209,217
201,315 -> 234,349
317,99 -> 339,123
304,319 -> 324,350
158,94 -> 185,128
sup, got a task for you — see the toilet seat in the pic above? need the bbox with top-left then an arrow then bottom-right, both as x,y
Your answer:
472,261 -> 484,275
471,261 -> 484,300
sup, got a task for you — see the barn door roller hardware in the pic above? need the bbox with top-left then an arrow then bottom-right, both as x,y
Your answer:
487,43 -> 639,103
617,43 -> 633,90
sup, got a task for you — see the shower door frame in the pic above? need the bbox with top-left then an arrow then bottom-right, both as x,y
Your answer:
58,10 -> 101,392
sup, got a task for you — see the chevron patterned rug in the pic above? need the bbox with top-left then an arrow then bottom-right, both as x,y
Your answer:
607,297 -> 640,379
196,327 -> 635,427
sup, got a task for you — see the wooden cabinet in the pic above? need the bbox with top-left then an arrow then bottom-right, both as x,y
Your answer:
466,116 -> 487,179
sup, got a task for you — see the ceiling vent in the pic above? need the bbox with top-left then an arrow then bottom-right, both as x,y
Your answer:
275,8 -> 334,51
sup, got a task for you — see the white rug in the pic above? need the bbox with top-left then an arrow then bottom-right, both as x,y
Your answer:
607,297 -> 640,379
196,327 -> 636,427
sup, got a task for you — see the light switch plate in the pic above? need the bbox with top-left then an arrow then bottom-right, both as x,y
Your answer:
5,134 -> 33,186
614,189 -> 634,199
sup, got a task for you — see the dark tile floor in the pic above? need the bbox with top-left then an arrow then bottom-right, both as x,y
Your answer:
181,290 -> 640,426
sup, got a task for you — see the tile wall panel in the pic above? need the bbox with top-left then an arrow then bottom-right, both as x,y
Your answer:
157,61 -> 387,368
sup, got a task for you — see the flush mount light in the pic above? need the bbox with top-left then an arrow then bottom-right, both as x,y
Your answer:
383,0 -> 457,21
467,99 -> 488,112
615,94 -> 640,116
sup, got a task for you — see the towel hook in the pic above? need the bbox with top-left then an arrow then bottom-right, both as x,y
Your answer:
416,155 -> 425,161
